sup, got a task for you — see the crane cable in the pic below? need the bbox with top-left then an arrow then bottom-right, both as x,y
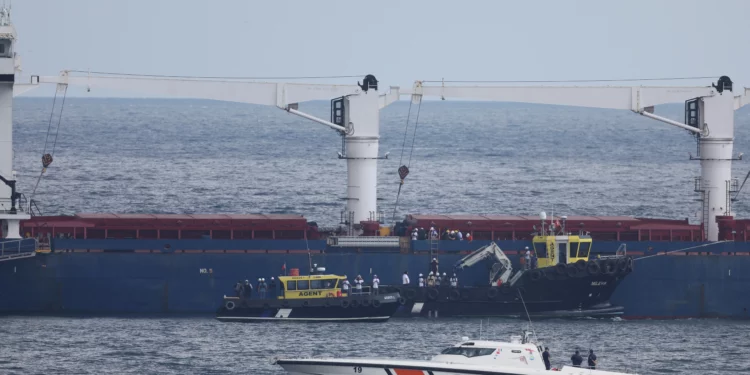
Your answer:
391,95 -> 423,222
30,83 -> 68,200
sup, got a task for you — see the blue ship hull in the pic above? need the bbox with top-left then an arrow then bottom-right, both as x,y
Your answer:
1,239 -> 749,318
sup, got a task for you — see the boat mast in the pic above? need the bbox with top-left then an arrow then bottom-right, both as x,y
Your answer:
0,5 -> 30,239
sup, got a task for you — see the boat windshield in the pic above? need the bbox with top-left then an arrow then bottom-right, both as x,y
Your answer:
440,347 -> 495,357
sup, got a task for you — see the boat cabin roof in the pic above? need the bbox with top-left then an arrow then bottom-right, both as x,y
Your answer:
277,274 -> 345,282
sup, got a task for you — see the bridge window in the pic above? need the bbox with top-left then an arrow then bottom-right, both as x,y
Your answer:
579,242 -> 591,258
440,347 -> 496,357
310,279 -> 336,289
533,242 -> 547,258
297,280 -> 309,290
286,281 -> 297,291
569,242 -> 579,258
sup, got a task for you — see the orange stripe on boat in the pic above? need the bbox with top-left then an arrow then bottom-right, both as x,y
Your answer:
393,369 -> 424,375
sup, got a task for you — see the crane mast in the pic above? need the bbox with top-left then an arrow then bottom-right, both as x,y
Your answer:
27,72 -> 401,231
405,77 -> 750,241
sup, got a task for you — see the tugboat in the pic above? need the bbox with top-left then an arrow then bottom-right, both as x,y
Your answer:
274,329 -> 638,374
215,266 -> 402,322
383,212 -> 633,318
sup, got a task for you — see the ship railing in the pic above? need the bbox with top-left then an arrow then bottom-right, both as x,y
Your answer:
0,197 -> 31,215
0,238 -> 38,261
327,236 -> 400,248
597,243 -> 628,260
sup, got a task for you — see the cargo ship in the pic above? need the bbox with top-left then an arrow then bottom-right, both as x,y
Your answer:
1,10 -> 750,319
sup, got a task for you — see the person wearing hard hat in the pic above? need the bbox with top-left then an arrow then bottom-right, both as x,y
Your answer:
418,273 -> 425,288
269,276 -> 277,298
431,257 -> 439,275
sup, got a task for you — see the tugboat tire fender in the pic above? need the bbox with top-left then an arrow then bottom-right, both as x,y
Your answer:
341,300 -> 350,308
604,260 -> 617,274
617,258 -> 628,273
361,299 -> 371,307
487,287 -> 499,299
398,297 -> 406,305
575,259 -> 587,271
350,300 -> 360,308
587,261 -> 601,275
302,301 -> 310,307
626,257 -> 634,272
372,299 -> 381,308
555,263 -> 567,275
530,269 -> 542,281
427,288 -> 439,300
225,301 -> 236,311
566,264 -> 578,278
450,289 -> 461,301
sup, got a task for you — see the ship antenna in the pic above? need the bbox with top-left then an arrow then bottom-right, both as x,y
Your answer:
517,288 -> 538,342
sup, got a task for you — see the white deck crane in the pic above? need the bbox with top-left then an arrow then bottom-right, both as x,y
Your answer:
454,242 -> 514,285
405,78 -> 750,242
15,71 -> 401,234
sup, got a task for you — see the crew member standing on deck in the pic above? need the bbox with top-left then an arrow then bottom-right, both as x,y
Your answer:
450,273 -> 458,288
269,277 -> 277,299
418,273 -> 425,287
259,278 -> 267,299
234,281 -> 243,297
571,350 -> 583,367
372,274 -> 380,295
543,347 -> 551,370
524,247 -> 531,270
354,275 -> 364,295
342,276 -> 350,295
431,258 -> 439,275
587,350 -> 597,369
244,279 -> 252,299
427,272 -> 436,287
402,271 -> 410,285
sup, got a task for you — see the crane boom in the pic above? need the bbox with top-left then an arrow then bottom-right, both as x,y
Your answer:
406,82 -> 715,111
454,242 -> 514,285
34,72 -> 362,108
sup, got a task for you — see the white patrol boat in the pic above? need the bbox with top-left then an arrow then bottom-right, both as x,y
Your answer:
273,331 -> 636,375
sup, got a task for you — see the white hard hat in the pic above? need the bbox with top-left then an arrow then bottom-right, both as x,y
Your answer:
419,273 -> 423,277
262,278 -> 265,281
429,271 -> 433,275
258,278 -> 261,281
270,277 -> 274,280
443,272 -> 447,276
525,246 -> 529,249
245,280 -> 249,283
373,274 -> 377,277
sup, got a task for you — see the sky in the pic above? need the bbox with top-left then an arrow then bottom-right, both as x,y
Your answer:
6,0 -> 750,97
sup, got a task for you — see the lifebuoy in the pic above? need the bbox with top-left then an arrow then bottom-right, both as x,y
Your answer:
427,288 -> 439,300
487,287 -> 499,299
398,297 -> 406,305
530,269 -> 542,281
372,300 -> 381,308
225,301 -> 236,310
405,289 -> 416,300
555,263 -> 567,275
587,261 -> 601,275
341,300 -> 350,308
575,259 -> 587,271
350,300 -> 360,308
450,289 -> 461,301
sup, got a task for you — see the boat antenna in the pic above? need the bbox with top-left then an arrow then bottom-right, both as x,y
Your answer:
304,232 -> 312,274
517,288 -> 538,341
479,319 -> 483,340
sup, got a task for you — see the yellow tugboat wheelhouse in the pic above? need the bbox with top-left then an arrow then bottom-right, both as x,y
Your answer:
278,274 -> 348,299
531,212 -> 593,269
